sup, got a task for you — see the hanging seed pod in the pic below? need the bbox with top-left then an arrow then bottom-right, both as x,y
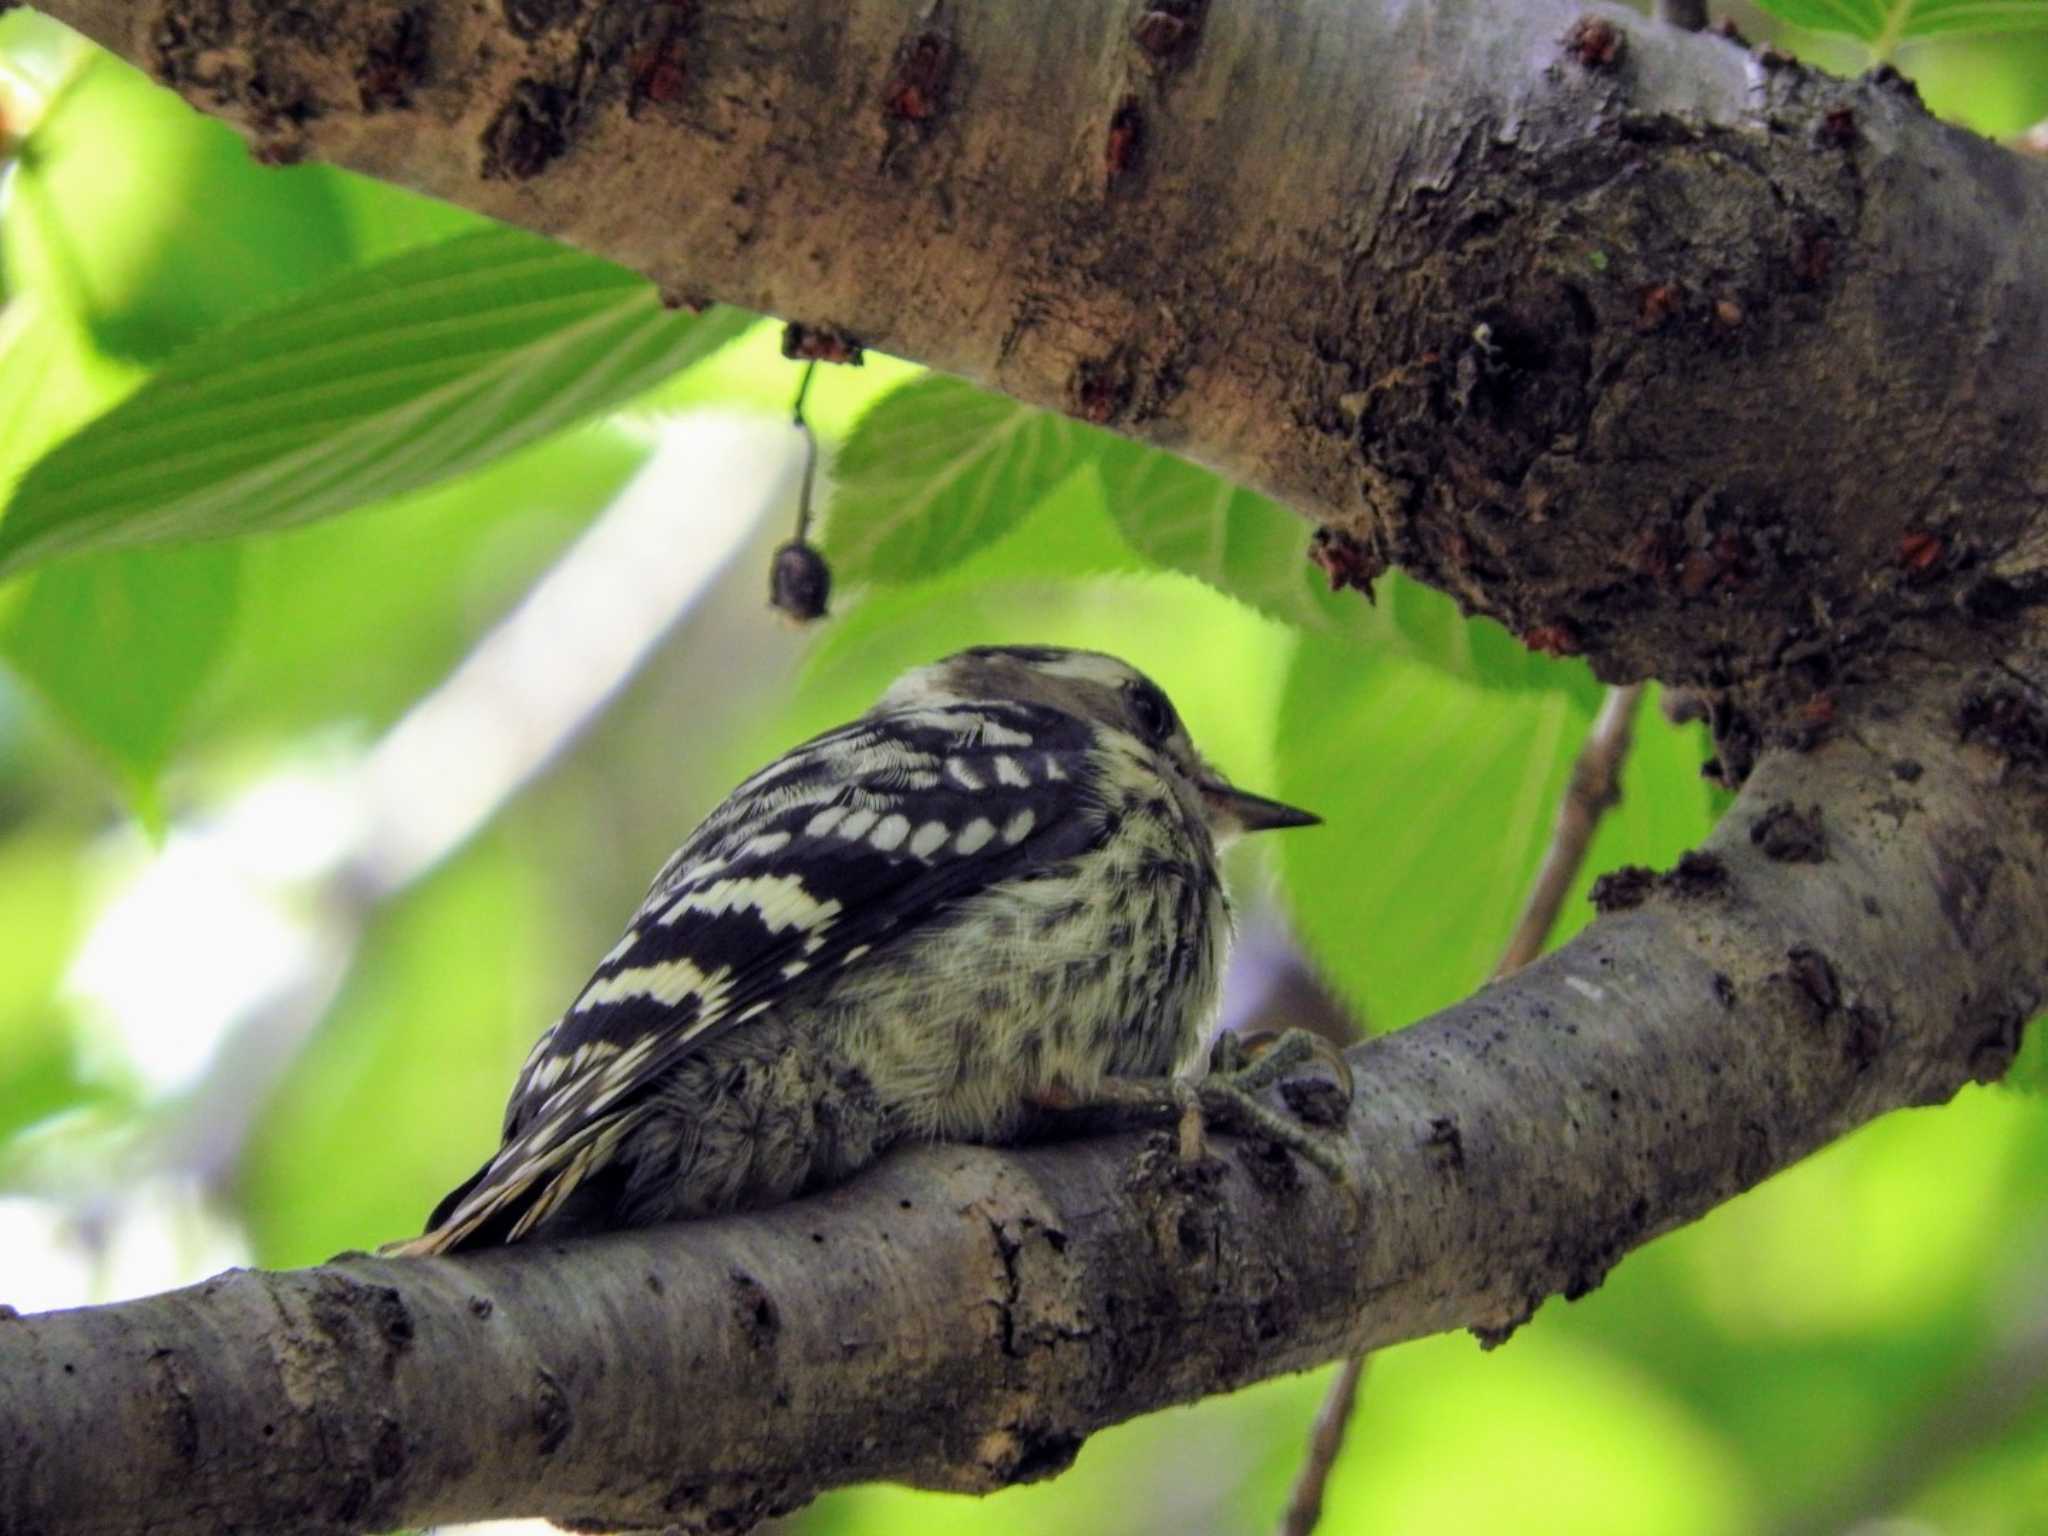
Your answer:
767,360 -> 832,623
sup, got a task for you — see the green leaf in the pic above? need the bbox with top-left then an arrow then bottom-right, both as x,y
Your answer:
1094,438 -> 1362,634
1377,576 -> 1603,704
985,464 -> 1152,584
2008,1016 -> 2048,1093
822,375 -> 1100,580
823,373 -> 1597,701
323,163 -> 495,268
0,8 -> 487,356
1751,0 -> 1892,40
0,230 -> 751,575
1753,0 -> 2048,47
0,295 -> 142,488
0,1015 -> 105,1148
0,543 -> 240,817
1275,634 -> 1590,1031
211,422 -> 652,738
1097,437 -> 1600,703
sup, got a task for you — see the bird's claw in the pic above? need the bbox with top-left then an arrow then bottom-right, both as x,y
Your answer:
1210,1027 -> 1356,1104
1179,1028 -> 1355,1184
1055,1027 -> 1357,1186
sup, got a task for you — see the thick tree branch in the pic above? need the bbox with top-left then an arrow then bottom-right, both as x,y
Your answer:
6,673 -> 2044,1534
1655,0 -> 1710,32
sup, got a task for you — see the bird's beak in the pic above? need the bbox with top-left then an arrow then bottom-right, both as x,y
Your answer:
1199,781 -> 1322,837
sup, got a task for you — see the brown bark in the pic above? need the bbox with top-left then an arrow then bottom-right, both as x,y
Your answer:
8,0 -> 2048,1531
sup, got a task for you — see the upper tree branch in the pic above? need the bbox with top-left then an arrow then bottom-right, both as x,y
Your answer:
34,0 -> 2048,696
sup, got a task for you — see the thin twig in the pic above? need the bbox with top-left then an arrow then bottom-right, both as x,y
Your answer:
1275,684 -> 1644,1536
1497,684 -> 1644,975
791,360 -> 820,541
1277,1355 -> 1369,1536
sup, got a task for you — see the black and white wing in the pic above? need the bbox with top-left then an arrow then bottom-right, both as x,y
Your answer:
391,700 -> 1109,1254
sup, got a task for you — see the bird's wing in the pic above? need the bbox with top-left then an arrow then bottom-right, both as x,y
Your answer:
390,701 -> 1115,1254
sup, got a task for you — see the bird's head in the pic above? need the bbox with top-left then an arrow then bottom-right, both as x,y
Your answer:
875,645 -> 1319,846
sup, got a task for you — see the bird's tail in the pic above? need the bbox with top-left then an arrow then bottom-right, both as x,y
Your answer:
379,1112 -> 645,1257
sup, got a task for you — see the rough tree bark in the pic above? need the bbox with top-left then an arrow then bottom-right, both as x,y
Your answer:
5,1 -> 2047,1532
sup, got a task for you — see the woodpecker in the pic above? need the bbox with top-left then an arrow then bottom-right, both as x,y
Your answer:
387,645 -> 1342,1257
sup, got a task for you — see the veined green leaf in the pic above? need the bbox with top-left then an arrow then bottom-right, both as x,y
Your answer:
1753,0 -> 2048,48
1756,0 -> 1895,41
1097,437 -> 1599,702
1094,438 -> 1363,635
2,44 -> 360,363
827,374 -> 1598,700
0,229 -> 752,575
822,375 -> 1102,579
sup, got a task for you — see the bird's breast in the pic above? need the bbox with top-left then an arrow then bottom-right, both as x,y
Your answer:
811,780 -> 1230,1141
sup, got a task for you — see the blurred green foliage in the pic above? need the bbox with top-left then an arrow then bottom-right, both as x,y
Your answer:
1,5 -> 2046,1535
240,826 -> 566,1264
0,542 -> 239,824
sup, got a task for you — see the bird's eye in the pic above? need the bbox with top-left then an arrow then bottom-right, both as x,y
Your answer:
1125,679 -> 1176,742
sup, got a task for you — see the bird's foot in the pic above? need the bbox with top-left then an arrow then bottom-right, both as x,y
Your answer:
1185,1028 -> 1355,1181
1052,1028 -> 1355,1184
